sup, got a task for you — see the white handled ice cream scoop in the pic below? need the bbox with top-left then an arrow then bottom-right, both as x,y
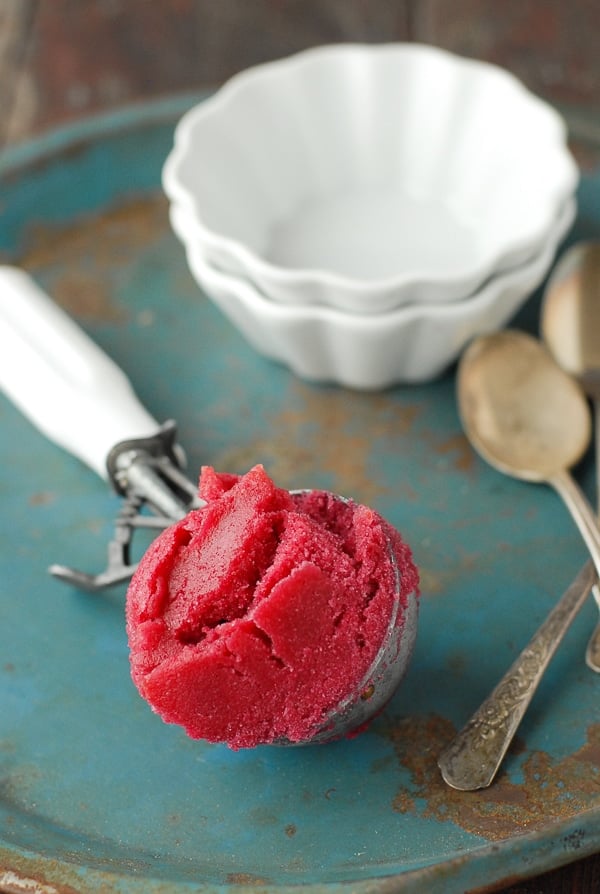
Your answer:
0,267 -> 419,747
0,266 -> 203,589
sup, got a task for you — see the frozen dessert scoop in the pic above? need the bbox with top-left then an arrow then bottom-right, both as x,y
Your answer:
126,465 -> 419,748
0,267 -> 420,748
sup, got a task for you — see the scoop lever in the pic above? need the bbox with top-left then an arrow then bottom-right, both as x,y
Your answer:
50,421 -> 205,591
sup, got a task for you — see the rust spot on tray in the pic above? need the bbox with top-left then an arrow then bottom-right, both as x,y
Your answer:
380,714 -> 600,841
217,382 -> 422,506
417,548 -> 480,597
17,194 -> 168,322
1,845 -> 206,894
225,872 -> 270,886
0,867 -> 81,894
48,269 -> 125,323
215,440 -> 314,493
433,433 -> 476,474
28,491 -> 56,506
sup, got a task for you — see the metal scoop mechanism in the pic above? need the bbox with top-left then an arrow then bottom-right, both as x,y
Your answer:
51,421 -> 204,591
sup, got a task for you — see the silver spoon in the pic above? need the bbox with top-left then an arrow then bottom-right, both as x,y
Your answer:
0,266 -> 418,746
438,329 -> 599,790
541,241 -> 600,672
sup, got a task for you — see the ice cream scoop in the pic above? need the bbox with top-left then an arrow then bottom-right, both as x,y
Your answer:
0,267 -> 419,746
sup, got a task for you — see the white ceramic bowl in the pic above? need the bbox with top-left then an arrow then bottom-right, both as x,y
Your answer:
163,43 -> 578,316
171,198 -> 575,390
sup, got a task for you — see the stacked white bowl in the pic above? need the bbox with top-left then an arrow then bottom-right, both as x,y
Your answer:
163,43 -> 578,390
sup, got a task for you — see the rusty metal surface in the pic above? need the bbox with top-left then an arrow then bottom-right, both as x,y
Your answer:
0,97 -> 600,893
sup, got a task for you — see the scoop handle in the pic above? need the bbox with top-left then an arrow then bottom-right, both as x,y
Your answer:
0,266 -> 160,479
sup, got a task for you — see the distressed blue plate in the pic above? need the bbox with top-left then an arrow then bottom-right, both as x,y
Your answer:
0,95 -> 599,893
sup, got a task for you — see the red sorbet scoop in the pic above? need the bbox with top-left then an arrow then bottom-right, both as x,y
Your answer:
126,465 -> 419,749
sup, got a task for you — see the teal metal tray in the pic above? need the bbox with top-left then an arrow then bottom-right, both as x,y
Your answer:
0,95 -> 599,893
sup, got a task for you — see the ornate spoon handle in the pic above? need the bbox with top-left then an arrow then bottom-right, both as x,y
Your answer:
438,560 -> 596,791
586,582 -> 600,671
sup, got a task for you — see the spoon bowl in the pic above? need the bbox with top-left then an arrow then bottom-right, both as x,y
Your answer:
458,329 -> 591,482
457,330 -> 600,565
541,242 -> 600,388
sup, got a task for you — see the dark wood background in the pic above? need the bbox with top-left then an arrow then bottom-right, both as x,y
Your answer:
3,0 -> 600,167
1,2 -> 599,892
